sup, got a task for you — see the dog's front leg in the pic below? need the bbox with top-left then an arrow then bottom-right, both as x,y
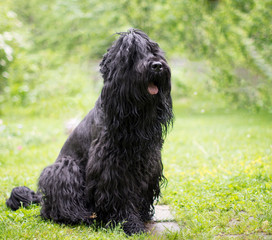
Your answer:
121,210 -> 146,235
86,152 -> 146,235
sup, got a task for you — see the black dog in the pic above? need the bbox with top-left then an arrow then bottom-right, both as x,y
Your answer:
6,29 -> 173,235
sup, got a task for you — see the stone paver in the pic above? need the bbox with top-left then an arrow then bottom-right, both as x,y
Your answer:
146,205 -> 180,235
153,205 -> 175,222
146,221 -> 180,234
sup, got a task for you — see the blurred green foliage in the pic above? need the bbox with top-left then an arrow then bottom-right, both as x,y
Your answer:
0,2 -> 21,102
0,0 -> 271,112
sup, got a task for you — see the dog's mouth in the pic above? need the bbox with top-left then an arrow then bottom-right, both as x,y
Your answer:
148,82 -> 159,95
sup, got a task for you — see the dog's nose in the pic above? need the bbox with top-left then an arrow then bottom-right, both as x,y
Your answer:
151,61 -> 163,72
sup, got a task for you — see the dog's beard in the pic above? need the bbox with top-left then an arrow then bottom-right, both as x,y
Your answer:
146,68 -> 171,96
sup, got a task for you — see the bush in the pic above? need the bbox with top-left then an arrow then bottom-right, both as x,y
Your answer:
166,0 -> 272,111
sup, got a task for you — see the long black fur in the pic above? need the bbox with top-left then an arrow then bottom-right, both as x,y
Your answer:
6,29 -> 173,235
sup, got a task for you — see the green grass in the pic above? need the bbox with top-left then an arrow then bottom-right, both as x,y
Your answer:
163,110 -> 272,239
0,62 -> 272,239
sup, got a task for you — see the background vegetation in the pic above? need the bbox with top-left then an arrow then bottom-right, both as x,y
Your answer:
1,0 -> 272,112
1,0 -> 271,239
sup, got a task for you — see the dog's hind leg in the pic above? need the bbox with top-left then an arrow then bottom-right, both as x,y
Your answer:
38,156 -> 92,224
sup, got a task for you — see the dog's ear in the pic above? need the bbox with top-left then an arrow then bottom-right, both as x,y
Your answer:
101,80 -> 126,121
100,51 -> 110,81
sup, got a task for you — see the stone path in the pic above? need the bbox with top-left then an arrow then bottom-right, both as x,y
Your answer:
146,205 -> 180,235
147,206 -> 272,238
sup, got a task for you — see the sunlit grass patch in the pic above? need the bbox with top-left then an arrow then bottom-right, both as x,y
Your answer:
1,103 -> 272,239
162,109 -> 272,238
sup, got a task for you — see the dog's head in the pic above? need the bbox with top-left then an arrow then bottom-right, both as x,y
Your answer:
100,29 -> 171,99
100,29 -> 172,131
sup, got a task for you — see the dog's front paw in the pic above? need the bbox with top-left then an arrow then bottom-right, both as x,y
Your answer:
123,219 -> 146,235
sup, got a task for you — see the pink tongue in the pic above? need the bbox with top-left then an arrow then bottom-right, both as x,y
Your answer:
148,83 -> 158,95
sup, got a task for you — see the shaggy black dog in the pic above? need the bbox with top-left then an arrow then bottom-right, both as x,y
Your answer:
6,29 -> 173,235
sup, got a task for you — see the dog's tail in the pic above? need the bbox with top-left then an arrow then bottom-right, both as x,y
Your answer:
6,186 -> 42,211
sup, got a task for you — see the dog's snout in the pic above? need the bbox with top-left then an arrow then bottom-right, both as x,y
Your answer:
151,61 -> 163,72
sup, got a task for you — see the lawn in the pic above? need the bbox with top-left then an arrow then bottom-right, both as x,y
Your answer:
0,63 -> 271,239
